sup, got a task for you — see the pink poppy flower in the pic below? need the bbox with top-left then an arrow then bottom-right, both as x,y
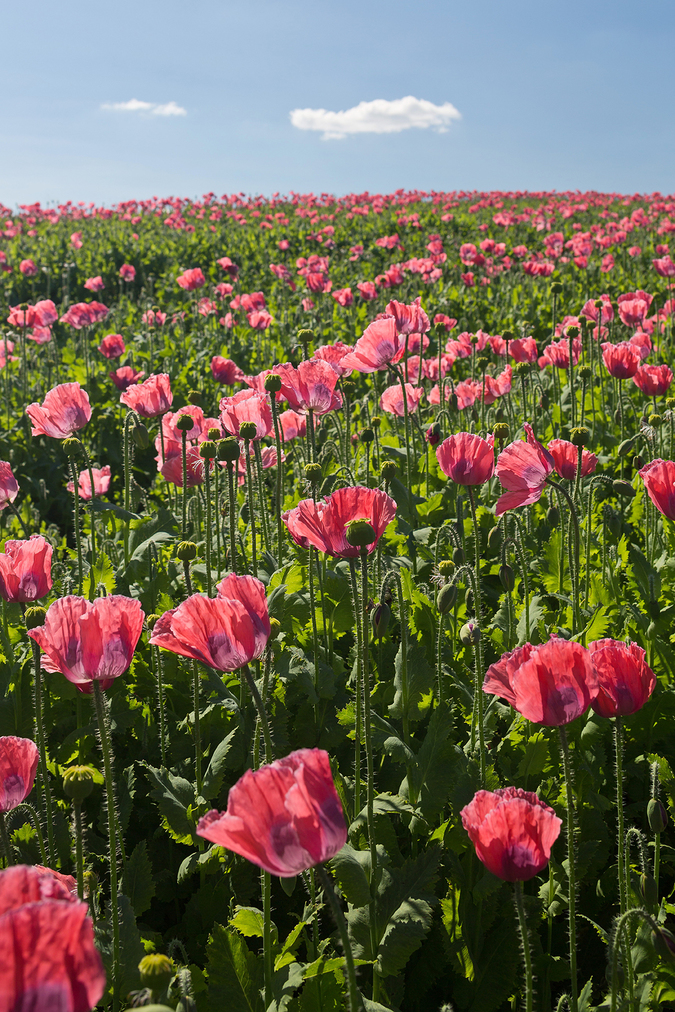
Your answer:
97,333 -> 125,359
66,465 -> 112,501
332,287 -> 354,307
235,444 -> 284,487
547,439 -> 597,481
28,326 -> 52,345
339,317 -> 405,374
495,422 -> 555,515
142,309 -> 167,327
28,595 -> 144,690
539,338 -> 581,370
273,360 -> 341,415
70,231 -> 83,248
160,447 -> 210,487
379,382 -> 424,417
240,292 -> 266,313
653,256 -> 675,279
633,363 -> 673,397
176,267 -> 206,290
84,276 -> 104,292
0,737 -> 39,812
617,290 -> 653,328
629,332 -> 652,360
638,458 -> 675,520
0,536 -> 52,603
601,342 -> 641,379
26,383 -> 91,439
120,373 -> 172,417
588,639 -> 656,718
313,341 -> 355,376
356,281 -> 378,301
110,366 -> 145,391
247,310 -> 273,330
385,297 -> 430,335
220,389 -> 273,440
581,296 -> 613,324
282,486 -> 396,559
434,314 -> 457,331
436,432 -> 495,486
0,461 -> 19,510
279,409 -> 307,441
197,748 -> 347,877
211,356 -> 245,384
509,337 -> 539,363
217,256 -> 239,278
461,787 -> 561,882
19,259 -> 37,277
119,264 -> 135,282
161,406 -> 205,444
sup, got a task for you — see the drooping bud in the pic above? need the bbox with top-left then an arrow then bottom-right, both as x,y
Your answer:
176,541 -> 197,562
345,519 -> 376,548
63,765 -> 97,803
612,479 -> 635,499
453,546 -> 466,565
487,525 -> 502,552
426,422 -> 441,446
546,505 -> 559,527
651,928 -> 675,963
132,421 -> 150,449
641,871 -> 659,906
618,438 -> 635,456
632,455 -> 645,470
371,602 -> 391,639
146,614 -> 159,631
460,621 -> 481,646
648,798 -> 668,834
437,583 -> 457,615
499,564 -> 515,591
269,617 -> 281,640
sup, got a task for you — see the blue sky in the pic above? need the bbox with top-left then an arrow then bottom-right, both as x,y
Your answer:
1,0 -> 673,206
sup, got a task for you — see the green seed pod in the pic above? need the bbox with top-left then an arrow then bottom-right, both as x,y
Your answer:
612,479 -> 635,498
459,621 -> 481,646
239,421 -> 258,441
304,463 -> 322,485
648,798 -> 668,834
502,331 -> 514,342
146,614 -> 159,631
199,440 -> 217,459
371,601 -> 391,639
641,871 -> 659,906
487,525 -> 502,551
132,421 -> 150,449
345,519 -> 376,548
438,559 -> 455,577
437,583 -> 457,615
138,953 -> 175,992
513,361 -> 530,378
187,390 -> 202,406
550,281 -> 563,295
578,365 -> 592,380
570,426 -> 589,447
360,428 -> 374,443
341,379 -> 356,397
63,765 -> 97,803
649,413 -> 663,428
176,541 -> 198,562
218,437 -> 241,462
62,437 -> 82,458
380,460 -> 397,481
175,413 -> 194,432
453,546 -> 466,565
566,326 -> 580,339
297,328 -> 314,344
371,416 -> 381,429
493,422 -> 510,442
264,373 -> 282,393
499,564 -> 515,591
24,606 -> 46,630
667,397 -> 675,410
207,427 -> 221,440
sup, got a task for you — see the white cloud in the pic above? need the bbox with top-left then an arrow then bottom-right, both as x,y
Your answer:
289,95 -> 461,141
101,98 -> 187,117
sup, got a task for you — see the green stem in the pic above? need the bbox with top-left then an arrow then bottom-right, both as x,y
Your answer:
0,811 -> 13,865
348,559 -> 363,818
467,488 -> 486,785
547,480 -> 581,634
73,801 -> 84,900
30,640 -> 56,865
242,664 -> 274,763
615,719 -> 627,917
262,868 -> 273,1008
93,680 -> 120,1012
227,461 -> 238,574
437,612 -> 445,705
77,440 -> 98,597
514,881 -> 533,1012
192,661 -> 203,795
270,396 -> 284,566
244,439 -> 257,577
181,430 -> 188,540
254,440 -> 271,554
558,726 -> 578,1012
204,457 -> 213,597
154,645 -> 167,766
69,458 -> 84,594
123,412 -> 134,567
360,549 -> 379,1001
316,864 -> 363,1012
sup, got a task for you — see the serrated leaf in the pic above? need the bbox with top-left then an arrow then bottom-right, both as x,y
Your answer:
144,764 -> 195,844
330,844 -> 372,907
516,732 -> 549,781
230,905 -> 265,938
407,704 -> 456,817
90,498 -> 141,521
83,550 -> 115,596
453,915 -> 518,1012
202,727 -> 238,800
350,793 -> 415,834
206,923 -> 265,1012
122,840 -> 155,916
388,641 -> 434,723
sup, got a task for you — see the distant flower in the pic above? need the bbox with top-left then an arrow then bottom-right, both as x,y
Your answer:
120,373 -> 172,417
84,276 -> 104,292
495,423 -> 554,515
97,333 -> 125,359
211,356 -> 245,384
66,465 -> 111,501
26,383 -> 91,439
19,259 -> 37,277
436,432 -> 495,486
110,366 -> 145,391
119,263 -> 136,282
547,439 -> 597,481
633,363 -> 673,397
379,382 -> 424,417
0,461 -> 19,510
176,267 -> 206,290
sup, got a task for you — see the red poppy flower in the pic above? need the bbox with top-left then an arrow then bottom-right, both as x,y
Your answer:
436,432 -> 495,486
654,256 -> 675,279
617,290 -> 653,328
120,373 -> 173,417
84,276 -> 104,292
461,787 -> 562,881
211,356 -> 245,384
0,865 -> 76,914
176,267 -> 205,290
0,536 -> 52,603
633,364 -> 673,397
160,447 -> 210,488
539,337 -> 581,370
197,748 -> 347,877
483,637 -> 597,725
0,737 -> 39,812
339,318 -> 406,373
26,382 -> 92,439
150,579 -> 270,672
282,486 -> 396,559
142,309 -> 167,327
588,639 -> 656,718
379,382 -> 424,417
109,366 -> 144,391
28,595 -> 144,690
313,341 -> 355,377
509,337 -> 539,363
0,461 -> 18,511
385,297 -> 430,335
495,423 -> 555,516
601,342 -> 641,379
119,263 -> 136,282
220,389 -> 273,440
273,360 -> 341,415
97,333 -> 125,359
66,465 -> 112,501
547,439 -> 598,481
638,458 -> 675,520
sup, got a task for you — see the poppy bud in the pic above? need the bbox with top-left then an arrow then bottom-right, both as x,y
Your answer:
493,422 -> 510,442
547,505 -> 559,526
371,416 -> 381,429
342,380 -> 356,397
176,541 -> 197,562
648,798 -> 668,833
578,365 -> 592,380
488,525 -> 502,551
345,519 -> 376,547
613,409 -> 622,424
641,871 -> 659,906
426,423 -> 441,446
218,437 -> 241,462
133,421 -> 150,449
175,413 -> 194,432
239,421 -> 258,440
187,389 -> 202,406
438,560 -> 455,577
360,428 -> 374,443
24,605 -> 46,630
612,479 -> 635,498
667,397 -> 675,410
567,326 -> 580,339
199,440 -> 217,459
633,455 -> 645,470
606,511 -> 622,537
208,427 -> 221,440
139,953 -> 174,992
63,765 -> 97,803
649,413 -> 663,428
499,564 -> 515,591
62,437 -> 82,458
651,928 -> 675,962
351,433 -> 359,445
570,426 -> 589,447
494,407 -> 505,422
264,374 -> 282,393
316,427 -> 327,446
146,613 -> 159,631
269,617 -> 281,640
380,460 -> 397,481
594,298 -> 605,309
460,621 -> 481,646
304,463 -> 322,485
550,281 -> 563,294
453,546 -> 466,565
437,583 -> 457,614
371,601 -> 391,638
540,391 -> 550,410
618,438 -> 635,456
297,328 -> 314,345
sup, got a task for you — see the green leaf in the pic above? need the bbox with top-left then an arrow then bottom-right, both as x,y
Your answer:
144,764 -> 195,844
230,906 -> 265,938
516,595 -> 547,646
83,551 -> 115,596
122,840 -> 155,916
453,915 -> 519,1012
350,793 -> 415,834
274,921 -> 306,971
90,498 -> 141,521
296,970 -> 344,1012
388,641 -> 434,723
407,705 -> 457,818
516,732 -> 549,781
202,727 -> 238,801
206,923 -> 265,1012
375,846 -> 441,978
330,844 -> 372,907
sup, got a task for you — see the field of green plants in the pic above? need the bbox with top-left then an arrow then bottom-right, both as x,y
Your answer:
1,187 -> 675,1012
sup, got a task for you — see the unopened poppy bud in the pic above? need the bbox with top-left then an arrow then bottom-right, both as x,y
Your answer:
651,928 -> 675,962
345,519 -> 376,547
146,613 -> 159,630
437,583 -> 457,615
499,564 -> 515,591
360,428 -> 374,443
647,620 -> 657,640
304,463 -> 322,485
493,422 -> 510,442
633,455 -> 645,470
487,525 -> 502,551
63,765 -> 97,803
187,389 -> 202,406
371,416 -> 381,429
176,541 -> 197,562
132,421 -> 149,449
649,413 -> 663,428
540,391 -> 550,410
618,438 -> 635,456
550,281 -> 563,294
494,407 -> 505,422
426,423 -> 441,446
208,427 -> 221,440
240,421 -> 258,440
606,511 -> 622,537
24,605 -> 46,630
62,437 -> 82,458
641,871 -> 659,906
613,408 -> 622,424
667,397 -> 675,410
438,559 -> 455,577
264,374 -> 282,393
175,413 -> 194,432
342,380 -> 356,397
578,365 -> 592,380
380,460 -> 397,481
613,479 -> 635,498
371,601 -> 391,639
567,326 -> 580,339
570,426 -> 589,447
199,441 -> 217,459
316,427 -> 327,446
269,617 -> 281,640
139,953 -> 174,991
547,505 -> 559,526
648,798 -> 668,833
453,546 -> 466,565
218,437 -> 240,462
460,621 -> 481,646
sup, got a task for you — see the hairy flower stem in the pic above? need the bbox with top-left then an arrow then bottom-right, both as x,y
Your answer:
395,365 -> 414,520
93,680 -> 121,1012
262,868 -> 273,1009
270,395 -> 284,565
227,461 -> 238,574
202,459 -> 213,597
123,412 -> 135,566
360,548 -> 380,1002
308,546 -> 320,727
0,811 -> 13,865
467,488 -> 486,785
609,909 -> 658,1012
253,440 -> 271,554
9,803 -> 47,865
214,463 -> 222,579
244,438 -> 257,577
192,661 -> 203,796
73,801 -> 85,900
436,612 -> 445,705
153,645 -> 168,766
30,640 -> 56,866
316,864 -> 363,1012
68,458 -> 85,594
558,726 -> 578,1012
348,559 -> 363,818
181,429 -> 188,540
614,719 -> 627,917
547,479 -> 581,633
242,663 -> 274,763
77,439 -> 98,597
514,881 -> 533,1012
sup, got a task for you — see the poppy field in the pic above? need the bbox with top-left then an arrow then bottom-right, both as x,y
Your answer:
2,187 -> 675,1012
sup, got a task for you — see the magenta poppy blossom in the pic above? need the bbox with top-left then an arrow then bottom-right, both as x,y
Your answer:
588,639 -> 656,718
633,364 -> 673,397
279,409 -> 306,441
601,342 -> 641,379
66,465 -> 112,501
0,461 -> 19,511
19,259 -> 37,277
142,309 -> 167,327
120,373 -> 172,417
197,748 -> 347,877
97,333 -> 125,359
617,290 -> 653,328
495,423 -> 555,515
26,383 -> 92,439
547,439 -> 597,481
0,737 -> 39,812
638,458 -> 675,520
220,389 -> 273,440
84,276 -> 104,292
273,360 -> 341,415
332,287 -> 354,307
211,356 -> 245,384
436,432 -> 495,486
176,267 -> 206,290
509,337 -> 539,363
379,382 -> 424,417
385,297 -> 430,335
160,447 -> 210,488
119,263 -> 136,282
0,536 -> 52,603
282,486 -> 397,559
110,366 -> 145,391
339,318 -> 406,373
654,256 -> 675,279
313,341 -> 355,376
